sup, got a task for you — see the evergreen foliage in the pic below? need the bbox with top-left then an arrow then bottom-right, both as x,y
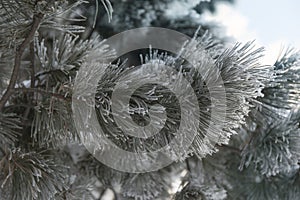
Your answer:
0,0 -> 299,200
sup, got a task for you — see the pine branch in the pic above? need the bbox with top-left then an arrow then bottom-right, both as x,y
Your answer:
0,13 -> 44,111
22,41 -> 36,126
0,113 -> 22,145
238,49 -> 300,177
30,41 -> 35,89
14,88 -> 71,101
0,148 -> 67,200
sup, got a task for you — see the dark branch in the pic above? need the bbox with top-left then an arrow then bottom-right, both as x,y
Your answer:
30,41 -> 35,89
0,13 -> 44,111
217,144 -> 241,154
22,41 -> 36,123
14,88 -> 71,101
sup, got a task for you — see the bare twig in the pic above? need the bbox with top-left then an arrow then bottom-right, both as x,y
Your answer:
186,159 -> 191,172
240,130 -> 259,152
0,13 -> 44,111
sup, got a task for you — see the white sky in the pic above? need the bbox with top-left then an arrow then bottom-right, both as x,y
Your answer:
202,0 -> 300,65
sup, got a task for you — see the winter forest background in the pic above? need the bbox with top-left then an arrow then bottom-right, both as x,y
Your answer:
0,0 -> 300,200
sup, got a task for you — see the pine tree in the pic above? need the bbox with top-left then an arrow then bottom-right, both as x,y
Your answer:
0,1 -> 299,200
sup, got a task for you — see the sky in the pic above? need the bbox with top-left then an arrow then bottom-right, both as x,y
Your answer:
202,0 -> 300,64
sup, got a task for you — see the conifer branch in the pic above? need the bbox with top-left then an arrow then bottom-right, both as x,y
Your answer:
0,13 -> 44,111
0,0 -> 58,109
30,41 -> 35,90
22,41 -> 36,125
14,88 -> 71,101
